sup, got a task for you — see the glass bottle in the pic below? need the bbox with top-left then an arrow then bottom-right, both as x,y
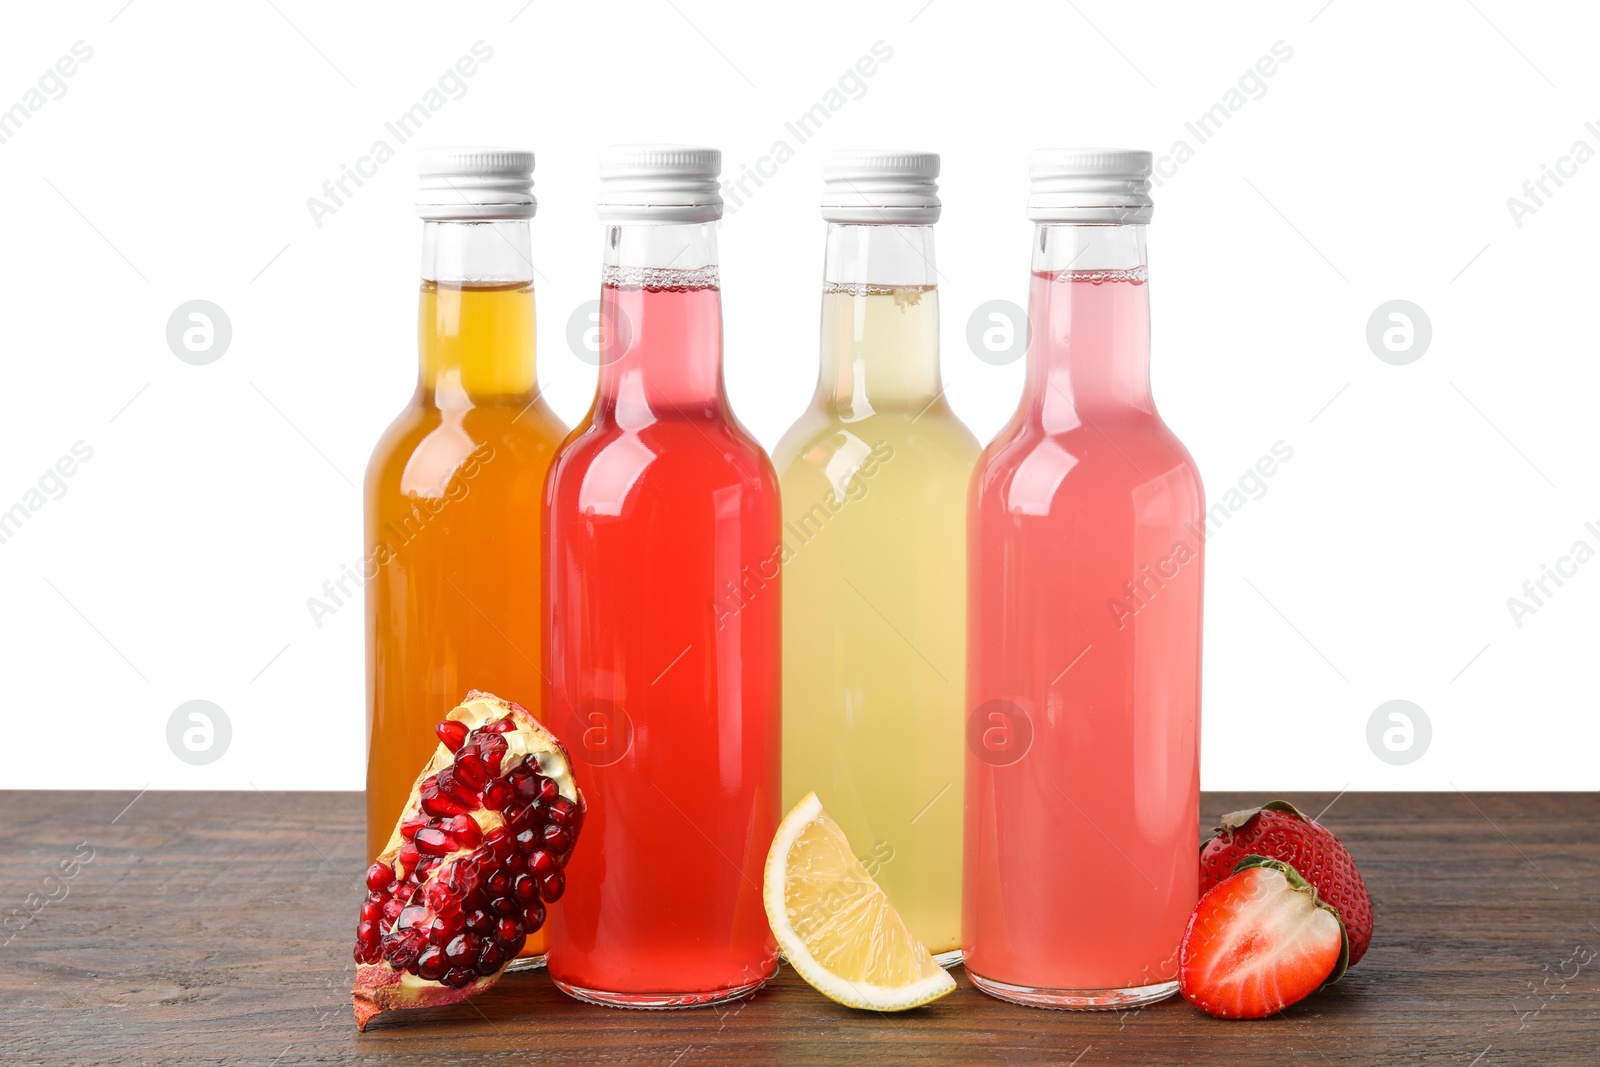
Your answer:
543,146 -> 781,1007
774,151 -> 976,963
964,150 -> 1203,1008
364,148 -> 567,963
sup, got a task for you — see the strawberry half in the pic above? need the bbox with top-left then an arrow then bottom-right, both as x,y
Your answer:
1179,857 -> 1348,1019
1199,800 -> 1373,966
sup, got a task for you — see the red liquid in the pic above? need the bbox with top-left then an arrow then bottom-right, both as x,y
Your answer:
964,268 -> 1203,998
543,281 -> 781,1004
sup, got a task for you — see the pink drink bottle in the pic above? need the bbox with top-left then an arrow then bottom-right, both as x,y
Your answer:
544,146 -> 781,1008
963,150 -> 1204,1009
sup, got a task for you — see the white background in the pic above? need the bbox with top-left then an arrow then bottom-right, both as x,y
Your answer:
0,1 -> 1594,793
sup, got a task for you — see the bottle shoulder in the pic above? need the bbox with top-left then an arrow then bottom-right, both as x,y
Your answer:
975,414 -> 1204,511
774,405 -> 979,475
366,396 -> 567,495
548,413 -> 778,500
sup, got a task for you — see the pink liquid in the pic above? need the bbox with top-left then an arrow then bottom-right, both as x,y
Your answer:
543,281 -> 781,1004
964,268 -> 1203,995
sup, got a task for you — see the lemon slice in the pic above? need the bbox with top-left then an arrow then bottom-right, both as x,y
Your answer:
764,792 -> 956,1011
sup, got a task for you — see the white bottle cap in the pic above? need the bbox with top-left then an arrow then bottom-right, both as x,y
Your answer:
821,150 -> 940,224
416,147 -> 536,220
1028,148 -> 1153,224
597,144 -> 722,224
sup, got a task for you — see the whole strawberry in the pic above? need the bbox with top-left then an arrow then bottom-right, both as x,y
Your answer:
1199,800 -> 1373,966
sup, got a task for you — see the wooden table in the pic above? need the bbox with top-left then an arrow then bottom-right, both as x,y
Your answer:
1,791 -> 1594,1065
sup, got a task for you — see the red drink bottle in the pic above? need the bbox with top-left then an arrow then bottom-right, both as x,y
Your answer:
964,150 -> 1204,1010
543,146 -> 781,1007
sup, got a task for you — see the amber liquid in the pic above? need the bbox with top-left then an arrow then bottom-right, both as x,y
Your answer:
365,280 -> 567,957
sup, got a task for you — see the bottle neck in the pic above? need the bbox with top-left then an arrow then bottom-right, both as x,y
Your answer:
596,222 -> 725,424
1025,224 -> 1151,431
818,224 -> 941,416
417,220 -> 537,408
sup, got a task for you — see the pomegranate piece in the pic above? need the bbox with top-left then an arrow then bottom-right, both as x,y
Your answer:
352,691 -> 585,1031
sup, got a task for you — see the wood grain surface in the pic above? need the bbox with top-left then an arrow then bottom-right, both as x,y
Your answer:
0,790 -> 1594,1065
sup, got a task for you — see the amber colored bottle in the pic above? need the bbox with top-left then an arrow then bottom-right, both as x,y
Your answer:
364,149 -> 566,960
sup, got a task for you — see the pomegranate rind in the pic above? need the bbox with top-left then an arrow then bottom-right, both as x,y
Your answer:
353,963 -> 496,1032
352,690 -> 584,1031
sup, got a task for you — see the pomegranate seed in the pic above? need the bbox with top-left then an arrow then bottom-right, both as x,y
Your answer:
436,719 -> 470,752
541,825 -> 572,853
416,944 -> 449,981
482,779 -> 514,812
503,931 -> 527,959
427,917 -> 453,946
396,904 -> 430,931
444,933 -> 479,967
484,825 -> 511,852
491,896 -> 519,917
526,850 -> 555,876
476,941 -> 507,976
540,871 -> 565,902
455,751 -> 489,790
361,899 -> 381,924
483,716 -> 517,734
415,855 -> 442,880
508,806 -> 537,834
508,765 -> 538,802
415,827 -> 454,856
444,863 -> 479,898
356,919 -> 378,945
381,897 -> 405,924
443,967 -> 474,989
504,852 -> 525,875
398,842 -> 420,872
547,796 -> 576,823
464,908 -> 491,934
401,812 -> 428,840
446,815 -> 484,848
495,916 -> 521,944
486,870 -> 510,898
523,901 -> 546,932
537,778 -> 560,803
435,767 -> 480,808
420,784 -> 470,818
511,873 -> 538,903
424,881 -> 460,916
384,932 -> 423,970
365,862 -> 392,892
483,736 -> 509,775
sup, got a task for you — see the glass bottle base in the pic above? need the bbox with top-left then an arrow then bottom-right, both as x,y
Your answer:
552,970 -> 773,1010
931,948 -> 964,970
503,953 -> 547,973
967,971 -> 1179,1011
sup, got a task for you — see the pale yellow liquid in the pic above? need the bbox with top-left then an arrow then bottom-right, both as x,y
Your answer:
774,286 -> 978,957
